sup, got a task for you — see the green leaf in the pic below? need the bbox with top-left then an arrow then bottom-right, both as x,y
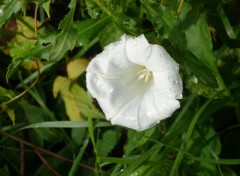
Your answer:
71,128 -> 86,145
10,40 -> 37,60
22,33 -> 57,60
0,0 -> 22,27
6,108 -> 15,124
20,121 -> 111,129
22,104 -> 61,142
49,0 -> 77,62
141,0 -> 186,48
85,0 -> 102,19
181,51 -> 218,88
74,16 -> 111,46
99,23 -> 123,47
6,60 -> 22,82
0,86 -> 15,99
97,130 -> 118,157
1,103 -> 15,124
164,41 -> 218,88
182,8 -> 216,72
41,0 -> 51,18
125,128 -> 155,155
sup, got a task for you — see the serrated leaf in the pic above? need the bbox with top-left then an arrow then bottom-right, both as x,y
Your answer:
10,40 -> 37,60
74,16 -> 111,46
97,130 -> 118,157
49,0 -> 77,62
0,0 -> 21,27
71,84 -> 103,119
67,59 -> 89,80
20,33 -> 57,60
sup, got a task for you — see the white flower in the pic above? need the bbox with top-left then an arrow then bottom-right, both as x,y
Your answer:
86,34 -> 183,131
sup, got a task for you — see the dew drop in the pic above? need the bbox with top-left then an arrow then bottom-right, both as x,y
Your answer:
178,94 -> 183,99
146,111 -> 154,118
159,53 -> 166,57
173,80 -> 178,84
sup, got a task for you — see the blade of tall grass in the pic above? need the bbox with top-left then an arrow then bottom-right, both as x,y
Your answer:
169,98 -> 212,176
20,121 -> 111,129
68,135 -> 89,176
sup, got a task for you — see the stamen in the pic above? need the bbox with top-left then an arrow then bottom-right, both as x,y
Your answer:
138,69 -> 152,82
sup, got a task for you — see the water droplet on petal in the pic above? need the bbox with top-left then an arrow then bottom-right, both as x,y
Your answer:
177,94 -> 183,99
173,80 -> 178,84
146,111 -> 154,118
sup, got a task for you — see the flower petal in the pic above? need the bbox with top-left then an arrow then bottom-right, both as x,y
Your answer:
87,35 -> 135,76
153,71 -> 183,99
110,95 -> 142,130
125,34 -> 151,66
110,86 -> 180,131
137,87 -> 180,130
86,68 -> 150,120
145,45 -> 179,73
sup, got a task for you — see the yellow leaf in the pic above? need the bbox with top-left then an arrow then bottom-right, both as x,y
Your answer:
71,84 -> 103,119
62,91 -> 83,121
53,76 -> 83,121
52,76 -> 69,98
1,103 -> 15,125
67,59 -> 89,80
7,108 -> 15,125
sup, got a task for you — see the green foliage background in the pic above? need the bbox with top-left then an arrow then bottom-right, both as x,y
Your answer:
0,0 -> 240,175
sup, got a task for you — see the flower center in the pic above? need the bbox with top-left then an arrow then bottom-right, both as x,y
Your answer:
138,68 -> 152,82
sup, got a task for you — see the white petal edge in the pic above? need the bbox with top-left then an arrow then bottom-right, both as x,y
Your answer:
125,34 -> 152,66
87,35 -> 135,76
